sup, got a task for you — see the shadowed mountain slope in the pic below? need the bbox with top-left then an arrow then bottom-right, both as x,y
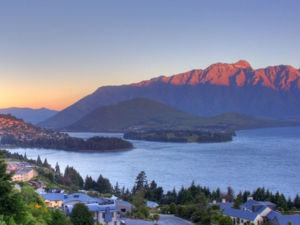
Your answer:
65,98 -> 300,132
40,60 -> 300,129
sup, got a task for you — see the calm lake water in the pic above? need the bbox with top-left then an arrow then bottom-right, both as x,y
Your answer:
6,127 -> 300,197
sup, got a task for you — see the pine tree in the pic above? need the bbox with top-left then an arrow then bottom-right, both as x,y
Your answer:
24,153 -> 28,161
114,182 -> 121,196
225,187 -> 234,202
55,162 -> 61,175
96,175 -> 112,193
84,176 -> 96,190
37,155 -> 42,166
43,158 -> 50,168
134,171 -> 147,193
294,194 -> 300,209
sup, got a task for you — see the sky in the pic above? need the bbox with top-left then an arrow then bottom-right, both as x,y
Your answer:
0,0 -> 300,110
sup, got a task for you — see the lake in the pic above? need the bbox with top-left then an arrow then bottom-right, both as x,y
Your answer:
6,127 -> 300,197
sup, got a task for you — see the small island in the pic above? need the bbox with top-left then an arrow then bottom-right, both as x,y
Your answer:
0,114 -> 133,152
124,130 -> 235,143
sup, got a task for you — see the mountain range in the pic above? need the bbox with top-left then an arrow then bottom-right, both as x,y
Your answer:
0,107 -> 58,124
39,60 -> 300,129
64,98 -> 300,132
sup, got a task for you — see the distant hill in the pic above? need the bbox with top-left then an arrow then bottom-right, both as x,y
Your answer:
0,114 -> 132,152
64,98 -> 300,132
0,107 -> 58,124
40,60 -> 300,129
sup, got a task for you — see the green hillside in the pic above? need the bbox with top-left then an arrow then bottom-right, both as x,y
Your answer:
65,98 -> 300,132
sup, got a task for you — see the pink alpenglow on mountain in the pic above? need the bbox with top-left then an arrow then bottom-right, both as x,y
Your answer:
132,60 -> 300,90
39,60 -> 300,129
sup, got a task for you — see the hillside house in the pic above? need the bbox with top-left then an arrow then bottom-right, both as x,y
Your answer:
41,193 -> 65,208
6,161 -> 37,182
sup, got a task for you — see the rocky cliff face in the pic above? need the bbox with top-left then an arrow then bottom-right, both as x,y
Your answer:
39,60 -> 300,129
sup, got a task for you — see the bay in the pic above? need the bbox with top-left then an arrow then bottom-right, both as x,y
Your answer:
6,127 -> 300,197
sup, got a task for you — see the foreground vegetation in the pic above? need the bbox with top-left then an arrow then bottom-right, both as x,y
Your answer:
1,150 -> 300,225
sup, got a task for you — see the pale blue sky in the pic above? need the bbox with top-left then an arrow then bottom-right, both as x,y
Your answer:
0,0 -> 299,109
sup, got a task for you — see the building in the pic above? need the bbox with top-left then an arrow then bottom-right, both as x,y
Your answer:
115,200 -> 133,217
62,193 -> 107,206
6,161 -> 37,182
48,188 -> 64,194
146,200 -> 159,209
270,214 -> 300,225
217,199 -> 300,225
241,199 -> 276,212
29,180 -> 45,188
62,193 -> 120,225
222,207 -> 265,225
41,193 -> 65,208
65,204 -> 120,225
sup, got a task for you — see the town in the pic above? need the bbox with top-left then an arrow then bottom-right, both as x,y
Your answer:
2,150 -> 300,225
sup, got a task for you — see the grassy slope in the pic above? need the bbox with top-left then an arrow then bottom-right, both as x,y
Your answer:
65,98 -> 300,132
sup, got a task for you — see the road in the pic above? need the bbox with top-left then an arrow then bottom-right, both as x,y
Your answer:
124,214 -> 194,225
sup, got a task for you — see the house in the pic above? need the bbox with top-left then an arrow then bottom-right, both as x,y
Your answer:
29,180 -> 45,188
223,207 -> 265,225
41,193 -> 65,208
48,188 -> 64,194
146,200 -> 159,209
6,161 -> 37,182
270,214 -> 300,225
35,188 -> 46,195
65,204 -> 120,225
63,193 -> 106,206
241,199 -> 276,212
216,199 -> 276,225
115,200 -> 133,217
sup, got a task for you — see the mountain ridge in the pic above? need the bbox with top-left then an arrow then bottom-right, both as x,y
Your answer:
132,60 -> 300,89
0,107 -> 58,124
39,60 -> 300,129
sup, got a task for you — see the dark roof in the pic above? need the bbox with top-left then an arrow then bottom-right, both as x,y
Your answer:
275,215 -> 300,225
241,200 -> 276,211
223,207 -> 259,221
63,193 -> 105,204
41,193 -> 65,201
266,211 -> 281,220
115,200 -> 132,207
66,204 -> 116,213
216,202 -> 234,210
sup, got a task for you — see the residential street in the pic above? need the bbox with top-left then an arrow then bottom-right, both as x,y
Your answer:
124,214 -> 194,225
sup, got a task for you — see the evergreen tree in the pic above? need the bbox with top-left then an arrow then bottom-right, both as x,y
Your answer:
233,192 -> 243,209
63,166 -> 84,188
134,171 -> 147,193
114,182 -> 121,196
70,203 -> 94,225
294,194 -> 300,209
43,158 -> 50,168
24,153 -> 28,161
55,162 -> 61,175
225,187 -> 234,202
37,155 -> 42,166
96,175 -> 112,193
84,176 -> 97,190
